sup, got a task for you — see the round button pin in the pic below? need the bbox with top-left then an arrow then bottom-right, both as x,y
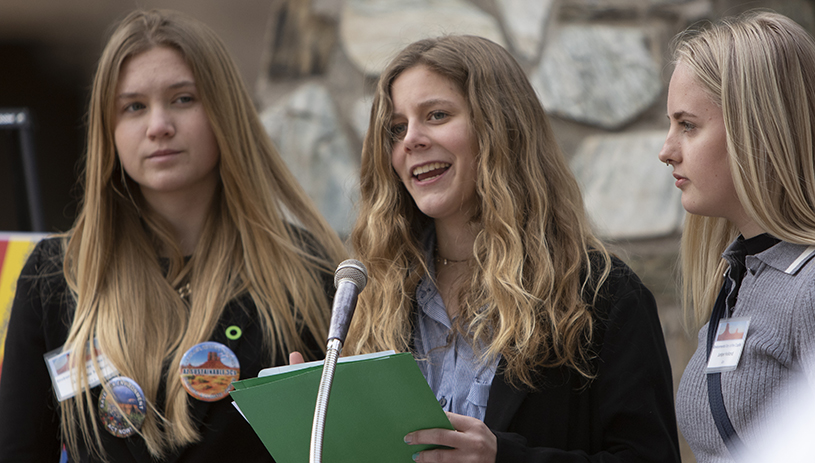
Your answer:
179,341 -> 240,402
98,376 -> 146,438
225,325 -> 242,340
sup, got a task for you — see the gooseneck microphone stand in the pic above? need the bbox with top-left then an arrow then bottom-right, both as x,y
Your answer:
309,337 -> 343,463
309,260 -> 367,463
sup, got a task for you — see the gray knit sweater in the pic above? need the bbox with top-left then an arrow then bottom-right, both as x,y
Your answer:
676,240 -> 815,462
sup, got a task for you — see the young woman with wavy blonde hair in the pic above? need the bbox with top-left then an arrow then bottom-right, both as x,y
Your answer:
0,9 -> 346,462
347,35 -> 679,463
661,11 -> 815,462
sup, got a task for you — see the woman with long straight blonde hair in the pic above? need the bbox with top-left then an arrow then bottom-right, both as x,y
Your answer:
346,35 -> 679,462
659,11 -> 815,462
0,9 -> 346,462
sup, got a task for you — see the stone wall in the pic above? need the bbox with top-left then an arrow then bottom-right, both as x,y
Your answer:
253,1 -> 815,461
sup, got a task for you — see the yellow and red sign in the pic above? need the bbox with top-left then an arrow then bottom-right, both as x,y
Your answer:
0,233 -> 47,383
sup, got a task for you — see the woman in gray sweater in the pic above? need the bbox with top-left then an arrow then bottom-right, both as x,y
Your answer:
659,11 -> 815,463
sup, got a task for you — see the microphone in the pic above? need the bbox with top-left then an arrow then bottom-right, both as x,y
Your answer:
310,259 -> 368,463
326,259 -> 368,345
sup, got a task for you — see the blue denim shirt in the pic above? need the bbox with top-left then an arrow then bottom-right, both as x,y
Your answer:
413,230 -> 500,421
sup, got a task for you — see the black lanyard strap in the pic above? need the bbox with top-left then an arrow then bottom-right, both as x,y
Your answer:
706,279 -> 744,458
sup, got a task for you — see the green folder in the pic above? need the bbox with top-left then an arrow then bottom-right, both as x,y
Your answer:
229,351 -> 453,463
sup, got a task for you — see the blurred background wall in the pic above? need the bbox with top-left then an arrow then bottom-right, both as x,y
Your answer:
1,1 -> 813,461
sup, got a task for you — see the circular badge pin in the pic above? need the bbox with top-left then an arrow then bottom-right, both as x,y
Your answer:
225,325 -> 242,340
98,376 -> 146,438
179,341 -> 240,402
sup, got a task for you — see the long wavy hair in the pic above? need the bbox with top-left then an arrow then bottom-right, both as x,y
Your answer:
59,9 -> 346,460
673,12 -> 815,328
347,35 -> 612,389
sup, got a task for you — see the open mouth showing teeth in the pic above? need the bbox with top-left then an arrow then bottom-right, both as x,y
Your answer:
412,162 -> 450,181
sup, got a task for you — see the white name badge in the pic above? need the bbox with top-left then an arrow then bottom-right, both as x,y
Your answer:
706,317 -> 751,373
44,339 -> 119,402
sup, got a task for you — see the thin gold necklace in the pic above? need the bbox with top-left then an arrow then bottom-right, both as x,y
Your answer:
434,247 -> 468,266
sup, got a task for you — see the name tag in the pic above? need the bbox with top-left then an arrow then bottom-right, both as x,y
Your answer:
706,317 -> 751,373
44,339 -> 119,401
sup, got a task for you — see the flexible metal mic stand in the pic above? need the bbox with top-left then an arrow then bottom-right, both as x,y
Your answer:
309,338 -> 343,463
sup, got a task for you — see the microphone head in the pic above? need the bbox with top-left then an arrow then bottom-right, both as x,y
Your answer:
334,259 -> 368,291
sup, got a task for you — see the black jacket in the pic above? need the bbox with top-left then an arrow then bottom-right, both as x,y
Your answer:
0,237 -> 330,463
474,260 -> 679,462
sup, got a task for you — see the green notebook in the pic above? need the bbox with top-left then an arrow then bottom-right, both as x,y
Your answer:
229,351 -> 453,463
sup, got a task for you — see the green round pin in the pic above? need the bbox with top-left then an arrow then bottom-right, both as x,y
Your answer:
225,325 -> 242,340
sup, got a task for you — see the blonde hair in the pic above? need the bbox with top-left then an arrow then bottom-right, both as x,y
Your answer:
59,9 -> 346,459
674,11 -> 815,327
347,35 -> 612,388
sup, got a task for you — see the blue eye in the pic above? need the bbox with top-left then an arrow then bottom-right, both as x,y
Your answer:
681,121 -> 695,132
124,102 -> 146,112
176,95 -> 194,104
390,123 -> 406,139
429,111 -> 447,121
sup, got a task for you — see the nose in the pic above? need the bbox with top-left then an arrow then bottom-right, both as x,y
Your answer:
658,130 -> 676,166
402,122 -> 428,153
146,107 -> 175,139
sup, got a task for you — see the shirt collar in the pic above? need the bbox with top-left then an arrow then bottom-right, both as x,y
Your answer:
745,240 -> 815,275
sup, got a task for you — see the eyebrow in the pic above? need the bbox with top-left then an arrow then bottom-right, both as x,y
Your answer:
117,80 -> 197,99
669,110 -> 698,120
392,97 -> 458,118
418,98 -> 456,108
